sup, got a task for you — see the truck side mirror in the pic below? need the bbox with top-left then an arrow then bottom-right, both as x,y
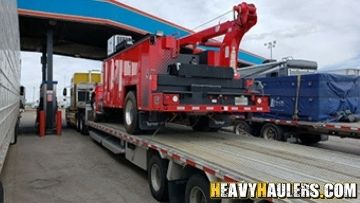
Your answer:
63,88 -> 67,96
20,86 -> 25,96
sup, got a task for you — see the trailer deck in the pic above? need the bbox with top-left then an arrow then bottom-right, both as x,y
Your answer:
89,121 -> 360,201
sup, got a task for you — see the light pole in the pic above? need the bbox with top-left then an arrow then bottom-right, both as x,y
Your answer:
264,40 -> 276,59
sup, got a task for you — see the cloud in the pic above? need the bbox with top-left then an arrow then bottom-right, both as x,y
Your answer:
323,54 -> 360,71
246,24 -> 320,41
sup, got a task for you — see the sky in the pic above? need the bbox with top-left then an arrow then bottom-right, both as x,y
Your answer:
21,0 -> 360,102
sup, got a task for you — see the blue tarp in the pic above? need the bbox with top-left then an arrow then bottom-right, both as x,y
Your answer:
256,73 -> 360,122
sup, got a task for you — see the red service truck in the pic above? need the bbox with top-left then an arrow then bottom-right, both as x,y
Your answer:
93,2 -> 269,134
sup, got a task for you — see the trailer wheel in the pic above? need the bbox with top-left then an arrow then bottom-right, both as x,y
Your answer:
124,91 -> 141,134
185,173 -> 220,203
148,155 -> 169,202
260,123 -> 284,141
234,120 -> 252,135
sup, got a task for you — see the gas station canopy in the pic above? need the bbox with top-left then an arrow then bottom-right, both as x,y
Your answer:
18,0 -> 265,64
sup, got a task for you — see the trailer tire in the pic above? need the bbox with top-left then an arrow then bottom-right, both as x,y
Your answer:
124,91 -> 141,134
234,120 -> 252,135
260,123 -> 284,141
148,155 -> 169,202
185,173 -> 220,203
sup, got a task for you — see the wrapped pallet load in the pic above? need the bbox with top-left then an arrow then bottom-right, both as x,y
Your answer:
256,73 -> 360,122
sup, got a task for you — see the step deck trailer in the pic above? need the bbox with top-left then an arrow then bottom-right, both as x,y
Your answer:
87,120 -> 360,203
234,116 -> 360,144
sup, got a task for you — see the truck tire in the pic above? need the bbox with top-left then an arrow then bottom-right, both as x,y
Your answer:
124,91 -> 141,134
185,173 -> 220,203
260,123 -> 284,141
79,115 -> 87,135
76,114 -> 81,132
79,116 -> 83,134
298,134 -> 321,145
234,120 -> 252,135
148,155 -> 169,202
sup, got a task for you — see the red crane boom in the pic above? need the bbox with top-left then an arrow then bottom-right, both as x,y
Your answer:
179,3 -> 257,76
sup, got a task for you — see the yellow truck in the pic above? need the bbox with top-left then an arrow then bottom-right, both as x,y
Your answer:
63,71 -> 101,134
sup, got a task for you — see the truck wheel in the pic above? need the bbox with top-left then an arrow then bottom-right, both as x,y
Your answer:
79,116 -> 83,134
76,114 -> 81,132
124,91 -> 141,134
234,120 -> 252,135
185,173 -> 220,203
148,155 -> 169,202
260,123 -> 283,141
80,115 -> 87,135
298,134 -> 321,145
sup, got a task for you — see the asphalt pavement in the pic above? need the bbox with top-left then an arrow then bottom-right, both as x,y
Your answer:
0,110 -> 157,203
